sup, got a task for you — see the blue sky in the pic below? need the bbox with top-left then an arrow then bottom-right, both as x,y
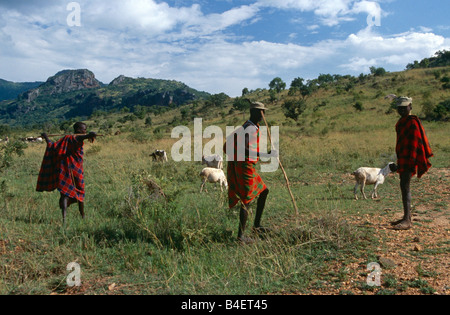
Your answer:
0,0 -> 449,96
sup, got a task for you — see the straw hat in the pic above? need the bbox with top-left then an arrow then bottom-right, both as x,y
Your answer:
396,96 -> 413,107
250,101 -> 267,111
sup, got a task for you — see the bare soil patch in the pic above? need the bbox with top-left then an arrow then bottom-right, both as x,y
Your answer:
308,168 -> 449,295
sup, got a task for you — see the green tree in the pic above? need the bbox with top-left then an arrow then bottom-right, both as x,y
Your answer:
233,97 -> 250,112
370,66 -> 387,76
317,73 -> 334,87
289,77 -> 304,96
282,99 -> 306,121
206,93 -> 229,107
269,89 -> 277,103
301,80 -> 316,99
269,77 -> 286,94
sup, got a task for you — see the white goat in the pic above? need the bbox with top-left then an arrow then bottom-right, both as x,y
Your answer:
202,154 -> 223,169
150,150 -> 168,162
200,167 -> 228,192
23,137 -> 43,143
352,162 -> 397,200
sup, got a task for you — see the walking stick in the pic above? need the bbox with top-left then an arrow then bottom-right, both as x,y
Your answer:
43,134 -> 104,138
261,111 -> 299,216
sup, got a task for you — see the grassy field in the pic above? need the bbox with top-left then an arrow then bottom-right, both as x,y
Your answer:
1,68 -> 449,295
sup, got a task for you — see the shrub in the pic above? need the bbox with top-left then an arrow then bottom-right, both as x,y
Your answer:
354,101 -> 363,111
282,99 -> 306,121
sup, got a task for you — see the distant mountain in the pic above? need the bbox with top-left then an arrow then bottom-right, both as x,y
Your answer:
0,79 -> 43,101
0,69 -> 210,127
20,69 -> 101,103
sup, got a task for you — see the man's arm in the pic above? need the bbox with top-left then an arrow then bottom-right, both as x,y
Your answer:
76,132 -> 97,143
41,133 -> 52,145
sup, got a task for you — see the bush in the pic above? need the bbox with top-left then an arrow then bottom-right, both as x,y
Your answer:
354,101 -> 364,111
370,67 -> 387,77
0,140 -> 27,172
282,99 -> 306,121
441,76 -> 450,89
424,99 -> 450,121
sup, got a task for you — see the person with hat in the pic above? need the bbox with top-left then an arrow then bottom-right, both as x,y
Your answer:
393,97 -> 433,230
224,101 -> 274,243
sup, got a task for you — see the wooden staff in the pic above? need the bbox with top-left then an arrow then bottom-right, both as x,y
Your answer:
43,133 -> 104,138
261,111 -> 299,216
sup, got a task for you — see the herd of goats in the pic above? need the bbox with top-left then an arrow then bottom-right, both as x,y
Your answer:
0,137 -> 398,200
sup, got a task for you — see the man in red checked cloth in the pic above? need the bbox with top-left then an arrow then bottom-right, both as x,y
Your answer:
393,97 -> 433,230
224,102 -> 276,243
36,122 -> 96,224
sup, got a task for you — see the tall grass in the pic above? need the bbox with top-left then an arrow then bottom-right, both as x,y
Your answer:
1,67 -> 449,294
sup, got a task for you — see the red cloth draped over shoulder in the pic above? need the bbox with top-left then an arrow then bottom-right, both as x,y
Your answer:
36,135 -> 85,202
223,120 -> 267,208
396,115 -> 433,178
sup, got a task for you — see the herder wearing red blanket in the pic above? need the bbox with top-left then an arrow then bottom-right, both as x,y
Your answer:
224,102 -> 273,243
36,122 -> 96,224
393,97 -> 433,230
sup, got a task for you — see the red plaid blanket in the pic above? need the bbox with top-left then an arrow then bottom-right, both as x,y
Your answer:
36,135 -> 85,202
396,115 -> 433,178
224,121 -> 267,208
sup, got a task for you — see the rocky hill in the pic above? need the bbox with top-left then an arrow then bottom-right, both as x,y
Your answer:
0,69 -> 210,127
20,69 -> 102,103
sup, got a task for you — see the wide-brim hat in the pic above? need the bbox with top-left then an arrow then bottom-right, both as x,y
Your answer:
250,101 -> 267,111
396,96 -> 413,107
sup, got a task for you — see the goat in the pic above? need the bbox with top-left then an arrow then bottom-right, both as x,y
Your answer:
200,167 -> 228,192
352,162 -> 397,200
23,137 -> 43,143
202,154 -> 223,169
384,94 -> 397,101
150,150 -> 168,162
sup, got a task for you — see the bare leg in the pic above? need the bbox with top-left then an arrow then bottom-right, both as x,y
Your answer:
238,204 -> 249,242
59,194 -> 69,225
78,201 -> 85,219
393,171 -> 412,230
60,194 -> 83,224
254,189 -> 269,229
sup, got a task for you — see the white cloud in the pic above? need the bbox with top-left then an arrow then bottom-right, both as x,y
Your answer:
256,0 -> 382,26
0,0 -> 449,97
339,29 -> 449,72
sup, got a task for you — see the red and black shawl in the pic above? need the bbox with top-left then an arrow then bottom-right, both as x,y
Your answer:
396,115 -> 433,178
36,135 -> 85,202
224,120 -> 267,208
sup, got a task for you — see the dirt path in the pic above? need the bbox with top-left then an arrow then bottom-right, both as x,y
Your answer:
310,168 -> 449,295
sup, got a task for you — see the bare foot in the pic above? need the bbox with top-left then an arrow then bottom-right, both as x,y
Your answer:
392,220 -> 412,230
390,219 -> 404,226
238,235 -> 256,245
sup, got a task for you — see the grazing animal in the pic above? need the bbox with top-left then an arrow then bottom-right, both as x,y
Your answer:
23,137 -> 43,143
202,154 -> 223,169
150,150 -> 168,162
352,162 -> 398,200
385,94 -> 397,101
200,167 -> 228,192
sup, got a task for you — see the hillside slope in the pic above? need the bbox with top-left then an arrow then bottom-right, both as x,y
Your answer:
0,79 -> 43,102
0,70 -> 210,127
